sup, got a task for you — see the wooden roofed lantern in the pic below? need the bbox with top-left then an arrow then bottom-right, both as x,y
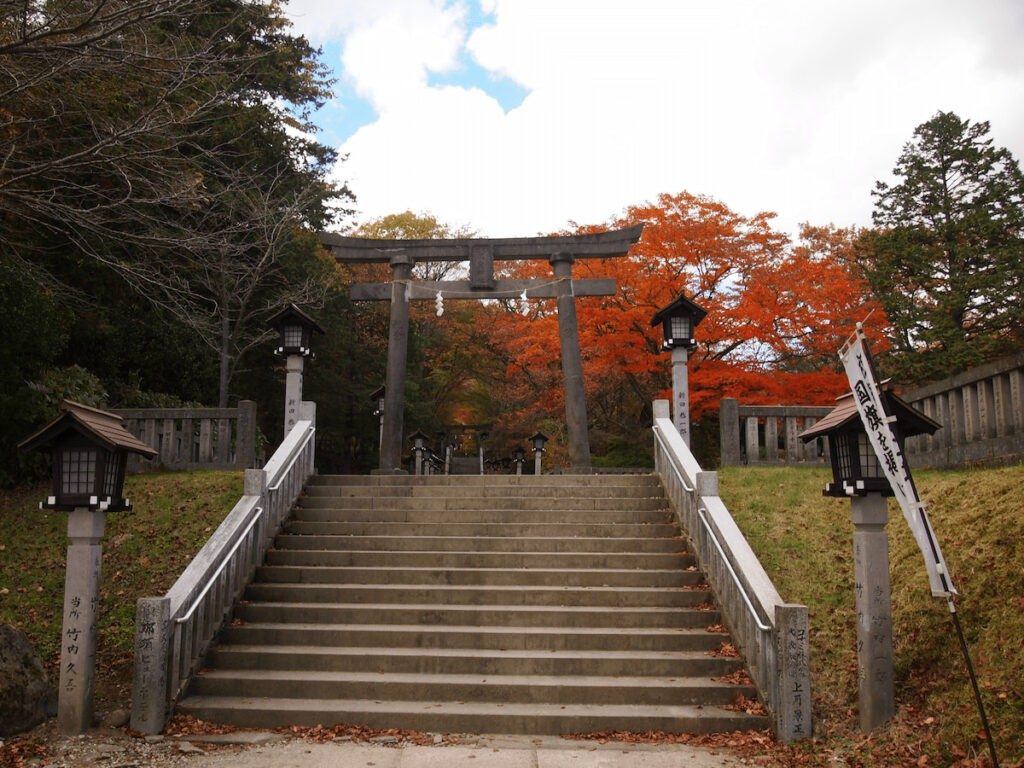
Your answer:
799,387 -> 940,498
18,401 -> 158,512
268,303 -> 324,358
650,292 -> 708,351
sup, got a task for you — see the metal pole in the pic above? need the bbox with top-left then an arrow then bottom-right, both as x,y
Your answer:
671,346 -> 690,447
550,252 -> 591,471
379,254 -> 413,473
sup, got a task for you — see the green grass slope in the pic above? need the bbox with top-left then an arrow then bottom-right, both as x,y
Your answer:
0,471 -> 242,706
720,464 -> 1024,766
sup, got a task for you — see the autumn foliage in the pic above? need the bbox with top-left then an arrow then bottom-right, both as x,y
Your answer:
486,192 -> 887,458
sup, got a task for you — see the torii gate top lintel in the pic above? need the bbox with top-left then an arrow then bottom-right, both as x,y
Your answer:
317,224 -> 644,263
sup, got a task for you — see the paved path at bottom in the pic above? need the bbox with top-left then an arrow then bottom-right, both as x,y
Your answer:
182,734 -> 742,768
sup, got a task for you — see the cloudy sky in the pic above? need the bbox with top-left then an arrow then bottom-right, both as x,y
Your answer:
285,0 -> 1024,239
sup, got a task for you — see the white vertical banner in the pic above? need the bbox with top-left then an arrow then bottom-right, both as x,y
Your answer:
839,325 -> 956,598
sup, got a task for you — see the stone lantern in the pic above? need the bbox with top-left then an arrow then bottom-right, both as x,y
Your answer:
409,430 -> 430,475
18,401 -> 157,734
512,445 -> 526,476
370,385 -> 385,455
799,389 -> 939,732
268,304 -> 324,436
651,293 -> 707,447
530,431 -> 548,475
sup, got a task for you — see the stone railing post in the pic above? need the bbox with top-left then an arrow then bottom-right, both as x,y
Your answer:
719,398 -> 741,465
236,400 -> 257,468
775,603 -> 812,742
129,596 -> 171,734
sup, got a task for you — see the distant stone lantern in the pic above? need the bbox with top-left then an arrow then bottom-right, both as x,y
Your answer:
512,445 -> 526,475
370,385 -> 385,455
651,293 -> 707,448
800,389 -> 940,733
530,431 -> 548,475
268,304 -> 324,436
409,430 -> 430,475
477,430 -> 489,475
18,401 -> 157,734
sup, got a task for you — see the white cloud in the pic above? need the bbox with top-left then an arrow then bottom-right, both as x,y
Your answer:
292,0 -> 1024,238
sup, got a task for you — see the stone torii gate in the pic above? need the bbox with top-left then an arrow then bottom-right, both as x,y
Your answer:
319,225 -> 643,473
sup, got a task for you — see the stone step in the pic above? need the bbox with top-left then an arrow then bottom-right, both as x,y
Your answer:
282,521 -> 678,538
307,475 -> 661,488
272,534 -> 683,553
242,583 -> 711,608
184,473 -> 765,737
297,496 -> 669,511
204,645 -> 742,678
175,696 -> 765,735
291,507 -> 673,524
235,602 -> 720,629
254,565 -> 700,588
220,623 -> 724,652
264,549 -> 694,570
187,670 -> 755,707
303,484 -> 662,499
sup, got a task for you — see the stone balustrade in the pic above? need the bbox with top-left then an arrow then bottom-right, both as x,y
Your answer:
719,399 -> 832,467
111,401 -> 258,472
901,351 -> 1024,468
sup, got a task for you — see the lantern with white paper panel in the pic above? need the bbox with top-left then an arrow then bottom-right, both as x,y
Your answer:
268,303 -> 325,358
18,401 -> 158,512
799,387 -> 940,498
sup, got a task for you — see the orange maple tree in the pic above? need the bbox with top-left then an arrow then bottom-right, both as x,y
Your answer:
486,191 -> 887,456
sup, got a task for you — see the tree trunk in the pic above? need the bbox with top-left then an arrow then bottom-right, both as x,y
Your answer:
218,305 -> 231,408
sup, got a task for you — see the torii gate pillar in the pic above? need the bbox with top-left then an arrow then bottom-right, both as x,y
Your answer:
550,252 -> 591,471
379,252 -> 413,472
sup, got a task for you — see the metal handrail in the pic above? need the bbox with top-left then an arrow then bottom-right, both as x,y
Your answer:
174,506 -> 263,624
267,426 -> 315,491
653,424 -> 695,492
697,506 -> 772,632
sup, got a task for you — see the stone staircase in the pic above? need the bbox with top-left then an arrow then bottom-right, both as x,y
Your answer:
177,474 -> 768,734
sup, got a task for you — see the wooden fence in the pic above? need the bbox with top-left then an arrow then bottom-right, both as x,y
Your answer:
901,351 -> 1024,469
719,352 -> 1024,469
719,399 -> 832,466
112,401 -> 258,472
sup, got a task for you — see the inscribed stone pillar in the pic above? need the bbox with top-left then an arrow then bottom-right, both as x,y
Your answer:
380,253 -> 414,473
58,509 -> 105,734
851,493 -> 895,731
550,252 -> 591,471
671,346 -> 690,447
719,398 -> 741,465
284,354 -> 304,437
